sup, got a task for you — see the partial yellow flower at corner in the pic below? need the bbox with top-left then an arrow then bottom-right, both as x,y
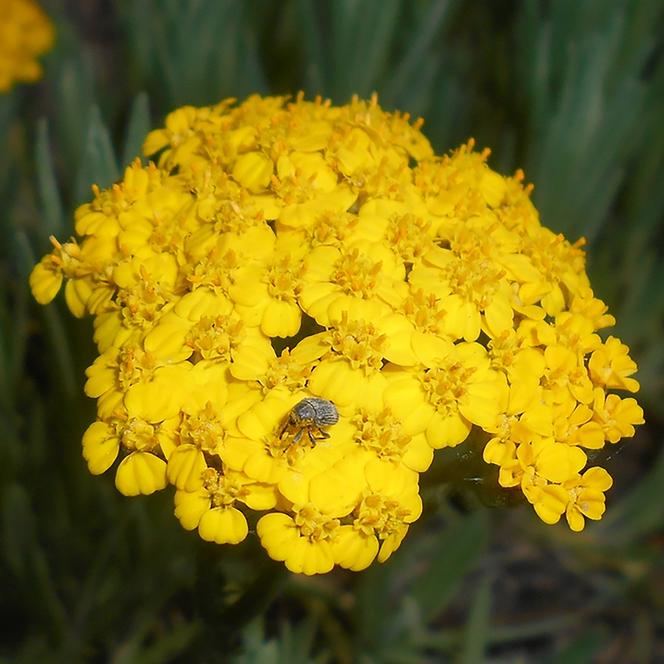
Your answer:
0,0 -> 54,92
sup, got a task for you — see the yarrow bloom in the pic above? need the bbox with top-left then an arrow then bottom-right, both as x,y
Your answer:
0,0 -> 54,91
30,93 -> 644,574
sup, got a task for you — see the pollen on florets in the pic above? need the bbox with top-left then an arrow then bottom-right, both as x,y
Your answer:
30,93 -> 643,574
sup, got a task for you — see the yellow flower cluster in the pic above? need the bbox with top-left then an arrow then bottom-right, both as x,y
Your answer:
0,0 -> 53,92
30,94 -> 644,574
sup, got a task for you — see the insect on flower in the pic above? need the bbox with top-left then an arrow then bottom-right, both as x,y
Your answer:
281,397 -> 339,444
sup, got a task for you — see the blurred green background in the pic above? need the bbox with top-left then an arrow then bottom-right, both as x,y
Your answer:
2,0 -> 664,661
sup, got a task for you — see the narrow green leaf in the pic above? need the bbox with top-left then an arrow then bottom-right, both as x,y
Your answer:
1,484 -> 34,579
296,0 -> 327,93
382,0 -> 456,106
546,630 -> 605,664
6,265 -> 29,411
409,511 -> 488,623
0,95 -> 15,130
353,0 -> 401,97
30,545 -> 69,642
53,56 -> 94,177
284,617 -> 319,662
330,0 -> 401,99
74,105 -> 119,205
515,3 -> 655,243
419,611 -> 582,653
0,95 -> 17,194
0,304 -> 10,414
458,575 -> 492,664
121,0 -> 267,107
122,92 -> 151,166
128,623 -> 201,664
233,618 -> 280,664
35,118 -> 64,237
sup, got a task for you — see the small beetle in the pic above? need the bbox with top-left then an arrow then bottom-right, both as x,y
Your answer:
281,397 -> 339,444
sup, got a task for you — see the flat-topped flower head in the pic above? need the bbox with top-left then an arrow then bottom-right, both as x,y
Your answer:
29,93 -> 644,573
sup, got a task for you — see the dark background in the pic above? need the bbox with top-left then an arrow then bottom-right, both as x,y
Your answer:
1,1 -> 663,661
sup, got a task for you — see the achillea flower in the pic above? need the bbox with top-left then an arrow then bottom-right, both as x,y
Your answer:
30,93 -> 644,574
0,0 -> 53,91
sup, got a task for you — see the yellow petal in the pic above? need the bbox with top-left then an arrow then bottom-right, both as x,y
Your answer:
185,362 -> 229,414
426,411 -> 471,448
244,451 -> 284,484
174,489 -> 209,530
287,538 -> 335,575
97,390 -> 124,421
582,467 -> 613,492
308,360 -> 361,407
484,296 -> 513,337
64,278 -> 92,318
84,353 -> 116,398
381,324 -> 417,366
198,507 -> 248,544
262,299 -> 302,337
82,421 -> 120,475
230,344 -> 273,381
575,489 -> 607,520
411,331 -> 453,366
483,437 -> 516,466
310,456 -> 366,515
237,391 -> 293,440
401,435 -> 434,472
377,525 -> 409,563
332,527 -> 379,571
232,151 -> 274,192
278,471 -> 310,506
383,377 -> 432,434
536,443 -> 587,483
565,506 -> 586,532
125,365 -> 192,422
29,262 -> 62,304
532,485 -> 568,524
175,289 -> 232,321
115,452 -> 167,496
167,445 -> 207,491
93,312 -> 125,352
257,512 -> 299,561
144,314 -> 192,361
239,482 -> 278,511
